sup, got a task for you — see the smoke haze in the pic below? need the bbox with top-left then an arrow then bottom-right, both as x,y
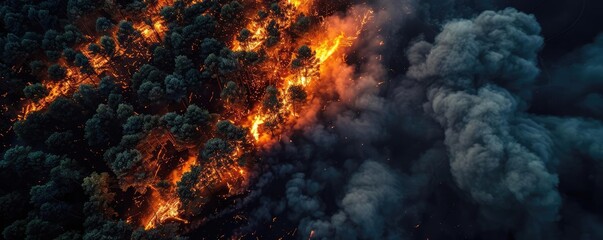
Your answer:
231,0 -> 603,239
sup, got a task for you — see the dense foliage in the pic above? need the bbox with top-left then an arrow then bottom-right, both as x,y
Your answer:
0,0 -> 295,238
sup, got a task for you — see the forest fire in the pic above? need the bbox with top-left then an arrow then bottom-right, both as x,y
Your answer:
9,0 -> 373,236
144,193 -> 187,230
238,4 -> 373,144
5,0 -> 603,239
287,0 -> 311,14
134,18 -> 168,44
142,152 -> 198,230
136,126 -> 251,230
137,0 -> 374,229
315,33 -> 345,65
18,0 -> 171,120
19,63 -> 95,120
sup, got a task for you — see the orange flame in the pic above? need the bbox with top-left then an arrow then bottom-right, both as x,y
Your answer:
250,115 -> 266,141
315,33 -> 345,64
18,0 -> 172,120
144,197 -> 187,230
241,8 -> 372,144
18,0 -> 374,231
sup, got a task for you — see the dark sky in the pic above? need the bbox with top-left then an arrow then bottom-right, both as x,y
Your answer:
506,0 -> 603,59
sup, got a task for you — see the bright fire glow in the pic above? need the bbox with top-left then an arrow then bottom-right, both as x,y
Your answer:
18,0 -> 172,120
315,33 -> 345,64
238,7 -> 373,144
19,62 -> 94,120
251,115 -> 266,141
17,0 -> 374,231
144,197 -> 188,230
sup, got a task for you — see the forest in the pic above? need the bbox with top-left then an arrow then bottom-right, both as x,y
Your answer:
4,0 -> 603,239
0,0 -> 359,238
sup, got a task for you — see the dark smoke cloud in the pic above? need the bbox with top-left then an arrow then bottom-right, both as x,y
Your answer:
233,2 -> 415,238
533,116 -> 603,239
406,8 -> 561,238
532,34 -> 603,119
408,8 -> 543,100
230,1 -> 603,240
300,161 -> 403,239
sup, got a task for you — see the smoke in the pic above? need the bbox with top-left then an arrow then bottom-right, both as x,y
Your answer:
231,2 -> 415,239
532,34 -> 603,119
299,161 -> 403,239
407,7 -> 562,236
226,1 -> 603,239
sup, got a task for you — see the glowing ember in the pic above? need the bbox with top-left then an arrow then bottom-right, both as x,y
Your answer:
288,0 -> 302,8
238,6 -> 373,145
134,18 -> 167,44
123,0 -> 372,230
145,198 -> 187,230
17,0 -> 374,232
19,64 -> 95,120
18,0 -> 171,120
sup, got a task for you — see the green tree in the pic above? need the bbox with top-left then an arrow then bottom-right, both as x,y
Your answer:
29,61 -> 45,75
216,120 -> 245,141
62,48 -> 76,62
100,35 -> 115,57
237,28 -> 250,43
201,138 -> 232,160
84,104 -> 117,147
288,85 -> 307,112
95,17 -> 112,33
220,81 -> 238,103
88,43 -> 101,54
47,64 -> 66,80
262,85 -> 280,112
82,172 -> 116,217
164,74 -> 187,101
117,20 -> 137,44
110,149 -> 141,176
265,20 -> 279,47
23,83 -> 47,101
220,1 -> 243,20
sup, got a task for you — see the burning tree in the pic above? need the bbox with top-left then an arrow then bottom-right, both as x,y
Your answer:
0,0 -> 372,238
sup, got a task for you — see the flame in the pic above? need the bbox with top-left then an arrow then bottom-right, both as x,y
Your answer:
315,33 -> 345,64
240,7 -> 373,144
171,154 -> 198,185
288,0 -> 302,8
16,0 -> 374,231
141,153 -> 195,229
234,21 -> 267,52
19,62 -> 95,120
134,18 -> 167,44
288,0 -> 311,13
18,0 -> 172,120
144,197 -> 187,230
250,115 -> 266,141
139,129 -> 250,230
233,0 -> 315,52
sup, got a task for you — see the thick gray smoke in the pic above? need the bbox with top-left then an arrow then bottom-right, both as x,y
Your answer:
300,161 -> 403,239
236,1 -> 603,240
407,8 -> 560,238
